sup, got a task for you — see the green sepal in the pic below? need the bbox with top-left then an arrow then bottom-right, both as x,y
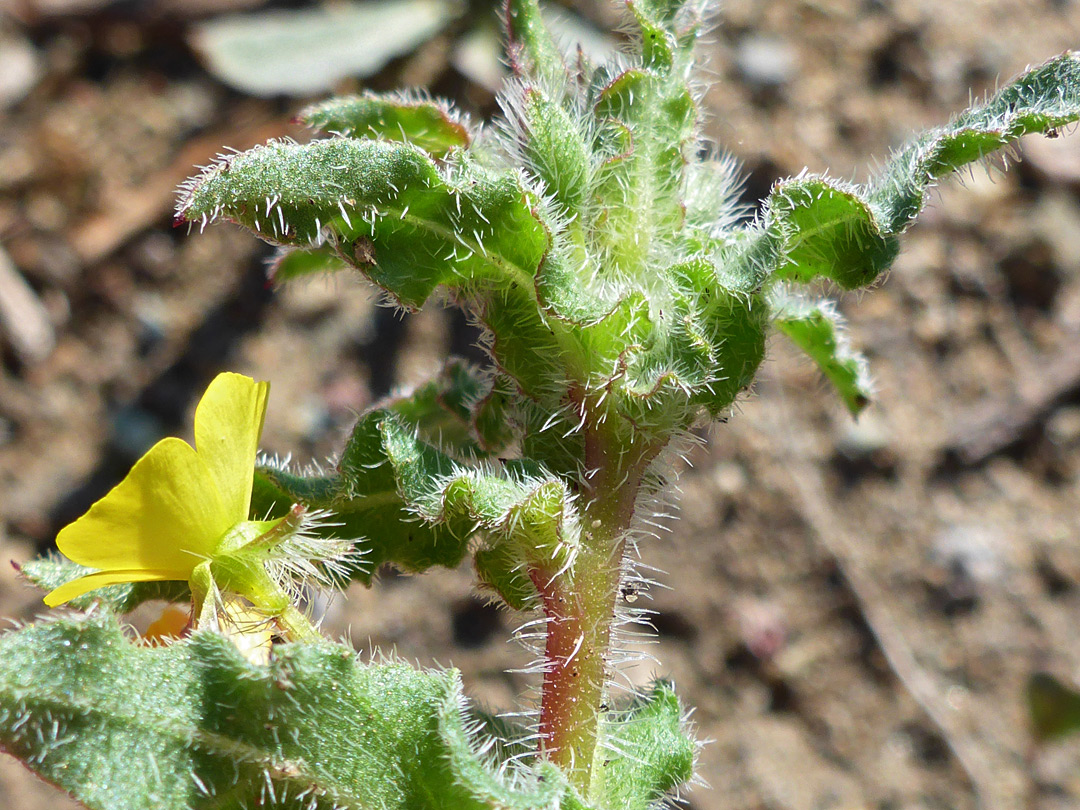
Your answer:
770,292 -> 872,415
20,554 -> 189,614
299,92 -> 472,158
177,138 -> 550,310
255,465 -> 462,584
598,681 -> 697,810
0,611 -> 577,810
628,0 -> 692,26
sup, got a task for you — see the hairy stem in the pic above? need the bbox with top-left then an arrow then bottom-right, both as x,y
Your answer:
534,411 -> 660,797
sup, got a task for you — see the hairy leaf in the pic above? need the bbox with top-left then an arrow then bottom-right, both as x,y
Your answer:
770,292 -> 872,415
589,67 -> 695,274
599,682 -> 696,810
755,53 -> 1080,290
178,138 -> 550,310
386,358 -> 493,459
252,420 -> 474,585
873,51 -> 1080,232
765,175 -> 898,289
0,611 -> 572,810
267,244 -> 348,283
254,410 -> 579,607
299,92 -> 472,157
518,87 -> 593,215
615,259 -> 767,428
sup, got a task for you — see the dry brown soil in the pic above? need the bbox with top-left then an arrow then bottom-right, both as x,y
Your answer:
1,1 -> 1080,808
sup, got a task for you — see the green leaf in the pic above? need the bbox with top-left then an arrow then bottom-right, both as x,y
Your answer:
589,65 -> 697,274
374,415 -> 580,583
518,87 -> 593,216
599,682 -> 696,810
253,410 -> 579,608
252,419 -> 474,585
625,0 -> 677,71
583,0 -> 700,270
614,259 -> 767,428
0,611 -> 574,810
1028,672 -> 1080,743
473,373 -> 518,454
765,176 -> 899,289
480,283 -> 574,403
873,52 -> 1080,233
757,53 -> 1080,290
20,554 -> 189,614
299,92 -> 472,158
474,542 -> 536,611
179,137 -> 577,405
770,292 -> 872,415
267,245 -> 348,283
178,139 -> 551,311
387,358 -> 493,459
505,0 -> 567,83
190,0 -> 458,97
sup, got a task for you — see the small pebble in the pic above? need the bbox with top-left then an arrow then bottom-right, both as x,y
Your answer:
0,246 -> 55,366
1047,406 -> 1080,448
928,525 -> 1004,614
931,525 -> 1003,586
0,31 -> 40,110
734,35 -> 798,88
732,597 -> 787,662
711,459 -> 748,496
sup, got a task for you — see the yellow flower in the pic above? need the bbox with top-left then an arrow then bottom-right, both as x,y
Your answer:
45,372 -> 273,607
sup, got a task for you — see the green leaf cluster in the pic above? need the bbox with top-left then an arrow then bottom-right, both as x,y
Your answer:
6,0 -> 1080,806
252,381 -> 581,610
178,5 -> 1080,443
0,611 -> 693,810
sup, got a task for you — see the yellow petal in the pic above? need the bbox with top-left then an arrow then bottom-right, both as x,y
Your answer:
56,437 -> 231,575
44,568 -> 186,607
194,373 -> 270,523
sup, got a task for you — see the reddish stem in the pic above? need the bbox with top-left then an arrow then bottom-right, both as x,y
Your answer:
531,410 -> 662,796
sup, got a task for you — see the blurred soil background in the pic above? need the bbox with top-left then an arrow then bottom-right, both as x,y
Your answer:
1,0 -> 1080,808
